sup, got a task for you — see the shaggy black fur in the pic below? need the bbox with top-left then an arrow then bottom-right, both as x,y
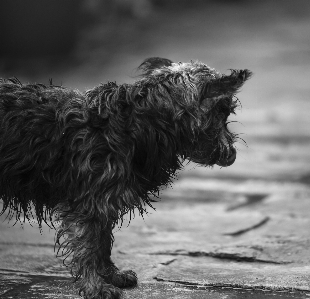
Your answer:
0,58 -> 251,299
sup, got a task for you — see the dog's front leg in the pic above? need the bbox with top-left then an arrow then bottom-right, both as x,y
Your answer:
58,215 -> 137,299
99,221 -> 138,290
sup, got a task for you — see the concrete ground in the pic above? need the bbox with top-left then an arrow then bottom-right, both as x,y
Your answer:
1,0 -> 310,298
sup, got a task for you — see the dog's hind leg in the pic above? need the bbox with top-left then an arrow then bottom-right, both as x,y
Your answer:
57,212 -> 137,299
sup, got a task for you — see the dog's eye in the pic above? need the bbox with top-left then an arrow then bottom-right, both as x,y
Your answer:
219,112 -> 229,121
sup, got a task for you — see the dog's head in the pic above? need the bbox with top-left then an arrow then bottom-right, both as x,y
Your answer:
138,57 -> 252,167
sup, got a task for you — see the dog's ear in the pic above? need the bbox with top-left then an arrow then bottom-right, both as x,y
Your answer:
138,57 -> 173,76
201,69 -> 252,105
218,69 -> 252,95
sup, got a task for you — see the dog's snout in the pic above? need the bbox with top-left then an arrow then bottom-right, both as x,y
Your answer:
215,147 -> 236,167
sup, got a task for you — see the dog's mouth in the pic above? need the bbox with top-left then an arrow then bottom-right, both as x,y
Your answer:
215,147 -> 236,167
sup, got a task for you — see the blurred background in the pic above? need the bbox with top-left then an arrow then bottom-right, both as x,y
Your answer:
0,0 -> 310,192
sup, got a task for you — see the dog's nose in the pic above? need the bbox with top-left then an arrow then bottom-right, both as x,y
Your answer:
216,147 -> 236,167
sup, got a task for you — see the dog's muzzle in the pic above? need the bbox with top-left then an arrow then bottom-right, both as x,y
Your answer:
215,147 -> 236,167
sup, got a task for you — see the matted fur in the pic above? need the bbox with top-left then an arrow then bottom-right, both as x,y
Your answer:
0,58 -> 251,299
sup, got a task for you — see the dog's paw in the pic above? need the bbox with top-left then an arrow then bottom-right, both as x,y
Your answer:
81,284 -> 121,299
110,269 -> 137,288
98,286 -> 122,299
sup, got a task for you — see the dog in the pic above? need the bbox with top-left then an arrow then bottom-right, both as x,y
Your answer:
0,57 -> 251,299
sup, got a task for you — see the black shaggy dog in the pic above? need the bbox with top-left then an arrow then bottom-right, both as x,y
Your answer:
0,58 -> 251,299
